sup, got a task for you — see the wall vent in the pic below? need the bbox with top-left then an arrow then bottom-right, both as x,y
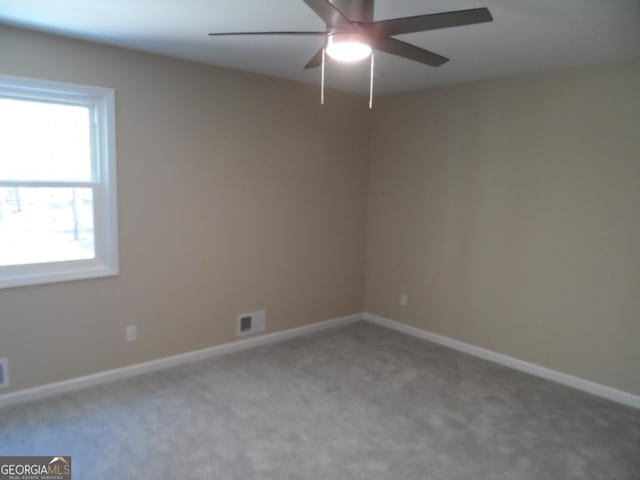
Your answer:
237,310 -> 266,337
0,358 -> 8,389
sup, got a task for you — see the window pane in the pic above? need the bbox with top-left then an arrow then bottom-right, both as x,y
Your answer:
0,98 -> 92,181
0,187 -> 95,266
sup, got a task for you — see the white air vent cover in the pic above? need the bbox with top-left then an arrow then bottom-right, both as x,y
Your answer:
237,310 -> 266,337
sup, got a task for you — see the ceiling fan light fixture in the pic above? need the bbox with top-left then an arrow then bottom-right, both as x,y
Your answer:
325,33 -> 371,62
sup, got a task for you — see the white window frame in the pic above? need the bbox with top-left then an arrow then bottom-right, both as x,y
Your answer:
0,75 -> 118,289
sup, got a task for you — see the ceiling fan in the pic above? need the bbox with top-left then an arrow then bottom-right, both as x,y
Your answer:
208,0 -> 493,106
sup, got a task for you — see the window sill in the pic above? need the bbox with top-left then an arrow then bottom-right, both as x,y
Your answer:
0,260 -> 119,290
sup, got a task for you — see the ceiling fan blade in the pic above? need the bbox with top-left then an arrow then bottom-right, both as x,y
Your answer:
304,48 -> 325,70
208,31 -> 326,37
371,37 -> 449,67
365,8 -> 493,37
301,0 -> 354,30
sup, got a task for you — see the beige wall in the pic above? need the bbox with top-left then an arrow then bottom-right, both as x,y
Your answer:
366,60 -> 640,395
1,24 -> 638,399
0,25 -> 369,393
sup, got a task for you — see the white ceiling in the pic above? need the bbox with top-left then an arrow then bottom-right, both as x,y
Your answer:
1,0 -> 639,94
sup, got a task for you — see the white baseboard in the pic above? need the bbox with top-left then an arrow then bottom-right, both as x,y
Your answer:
364,313 -> 639,409
3,312 -> 637,410
0,313 -> 363,409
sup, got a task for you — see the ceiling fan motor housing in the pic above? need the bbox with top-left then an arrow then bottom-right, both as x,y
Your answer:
330,0 -> 373,23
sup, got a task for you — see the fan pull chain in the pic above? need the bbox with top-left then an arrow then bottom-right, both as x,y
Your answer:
321,47 -> 326,106
369,52 -> 375,109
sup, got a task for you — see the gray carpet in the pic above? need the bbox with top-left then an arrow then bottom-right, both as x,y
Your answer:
1,321 -> 638,479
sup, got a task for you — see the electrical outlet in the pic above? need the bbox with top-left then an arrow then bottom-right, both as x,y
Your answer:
400,293 -> 408,307
126,325 -> 137,342
237,310 -> 266,336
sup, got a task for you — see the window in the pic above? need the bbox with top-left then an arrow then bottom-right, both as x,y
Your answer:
0,75 -> 118,289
